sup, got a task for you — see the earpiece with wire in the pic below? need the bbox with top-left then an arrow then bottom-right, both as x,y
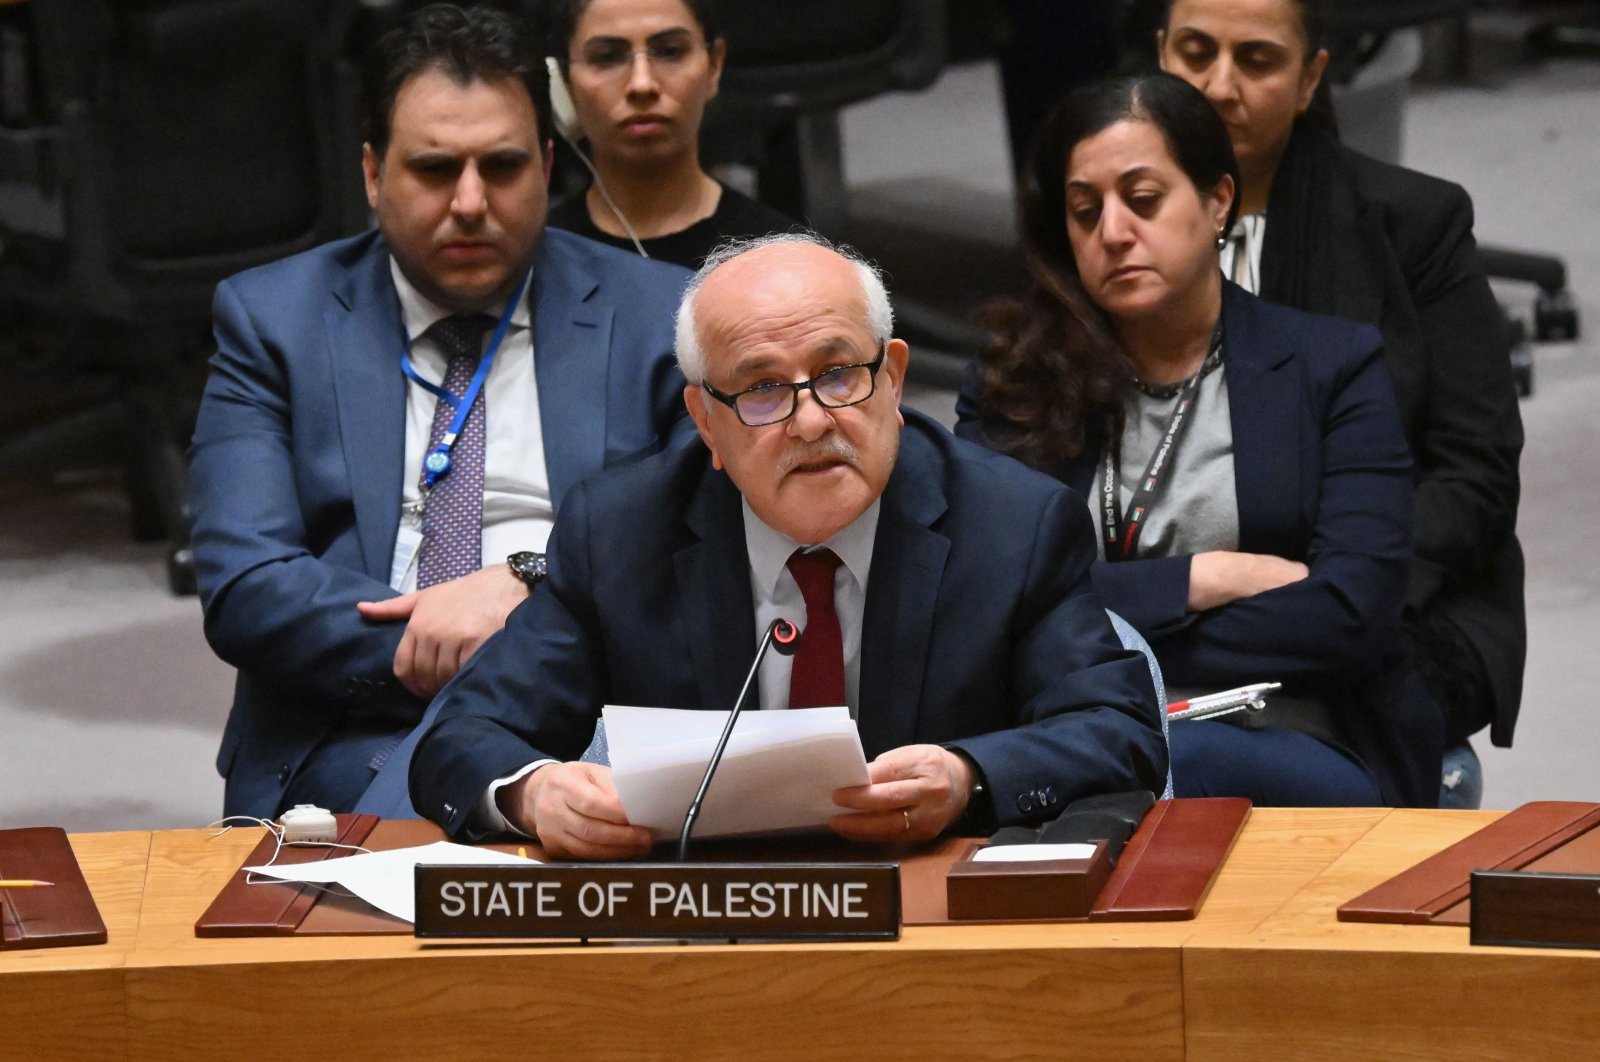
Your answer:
206,810 -> 373,894
545,56 -> 649,259
278,803 -> 338,842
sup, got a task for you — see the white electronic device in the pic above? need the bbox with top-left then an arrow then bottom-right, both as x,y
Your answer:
545,56 -> 582,142
278,804 -> 338,843
542,55 -> 648,257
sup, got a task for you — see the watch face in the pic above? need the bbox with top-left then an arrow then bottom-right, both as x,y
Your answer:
509,552 -> 546,584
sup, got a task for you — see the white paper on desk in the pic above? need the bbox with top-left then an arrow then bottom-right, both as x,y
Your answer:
245,841 -> 539,924
603,705 -> 871,841
971,843 -> 1098,863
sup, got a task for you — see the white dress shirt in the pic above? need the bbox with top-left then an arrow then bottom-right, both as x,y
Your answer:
742,497 -> 878,715
389,259 -> 555,592
476,499 -> 882,834
1220,213 -> 1267,295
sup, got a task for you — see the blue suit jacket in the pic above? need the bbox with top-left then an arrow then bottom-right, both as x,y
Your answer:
385,410 -> 1167,837
957,285 -> 1438,806
189,228 -> 692,819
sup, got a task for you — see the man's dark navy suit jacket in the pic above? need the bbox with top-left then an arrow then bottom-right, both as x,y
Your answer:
400,410 -> 1168,837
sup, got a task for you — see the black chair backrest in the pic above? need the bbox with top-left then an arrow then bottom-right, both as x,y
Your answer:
713,0 -> 945,116
1316,1 -> 1472,35
103,2 -> 330,259
14,0 -> 362,317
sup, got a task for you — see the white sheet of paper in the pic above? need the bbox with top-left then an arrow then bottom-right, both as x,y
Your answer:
245,841 -> 539,923
970,843 -> 1098,863
603,705 -> 871,841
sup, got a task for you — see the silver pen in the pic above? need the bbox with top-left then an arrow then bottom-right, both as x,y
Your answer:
1166,682 -> 1283,722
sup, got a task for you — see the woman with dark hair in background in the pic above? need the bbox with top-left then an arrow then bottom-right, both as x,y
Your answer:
957,73 -> 1437,806
1158,0 -> 1526,793
546,0 -> 792,267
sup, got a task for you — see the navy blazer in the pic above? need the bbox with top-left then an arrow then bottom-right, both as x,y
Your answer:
958,285 -> 1438,806
397,411 -> 1168,837
189,228 -> 692,819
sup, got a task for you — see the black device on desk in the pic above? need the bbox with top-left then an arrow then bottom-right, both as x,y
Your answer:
985,790 -> 1156,864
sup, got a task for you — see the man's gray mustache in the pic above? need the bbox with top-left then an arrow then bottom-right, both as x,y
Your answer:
777,437 -> 859,474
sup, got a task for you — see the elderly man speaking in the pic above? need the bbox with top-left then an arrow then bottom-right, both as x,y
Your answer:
405,234 -> 1165,858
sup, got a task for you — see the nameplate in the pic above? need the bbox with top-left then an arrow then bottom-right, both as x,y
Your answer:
414,862 -> 901,942
1471,870 -> 1600,950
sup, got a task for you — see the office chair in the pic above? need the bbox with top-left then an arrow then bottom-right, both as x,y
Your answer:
0,0 -> 366,594
1106,610 -> 1175,800
687,2 -> 974,383
1319,2 -> 1579,395
704,0 -> 946,233
1523,0 -> 1600,58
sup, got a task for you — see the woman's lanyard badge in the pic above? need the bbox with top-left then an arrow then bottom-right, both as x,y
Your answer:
1101,321 -> 1224,562
398,272 -> 529,527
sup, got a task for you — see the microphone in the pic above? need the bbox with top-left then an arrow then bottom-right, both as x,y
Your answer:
676,618 -> 800,862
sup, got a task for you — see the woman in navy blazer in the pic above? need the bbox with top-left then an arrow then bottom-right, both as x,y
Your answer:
957,73 -> 1439,806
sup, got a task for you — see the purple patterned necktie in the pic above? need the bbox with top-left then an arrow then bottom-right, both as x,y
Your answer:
415,313 -> 496,589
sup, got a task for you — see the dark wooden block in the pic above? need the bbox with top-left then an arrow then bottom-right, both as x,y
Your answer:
1090,796 -> 1250,922
1340,801 -> 1600,926
946,840 -> 1111,921
0,826 -> 107,950
194,813 -> 380,937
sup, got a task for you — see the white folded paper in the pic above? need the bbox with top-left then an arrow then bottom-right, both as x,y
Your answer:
246,840 -> 539,923
603,705 -> 871,842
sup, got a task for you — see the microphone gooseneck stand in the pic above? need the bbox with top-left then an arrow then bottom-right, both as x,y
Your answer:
676,618 -> 800,862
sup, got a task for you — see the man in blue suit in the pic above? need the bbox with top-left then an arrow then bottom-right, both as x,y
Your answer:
404,234 -> 1167,858
189,5 -> 691,819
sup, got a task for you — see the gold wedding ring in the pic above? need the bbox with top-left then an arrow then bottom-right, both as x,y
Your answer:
902,809 -> 911,833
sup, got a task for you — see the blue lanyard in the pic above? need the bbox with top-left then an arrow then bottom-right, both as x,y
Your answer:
399,270 -> 530,490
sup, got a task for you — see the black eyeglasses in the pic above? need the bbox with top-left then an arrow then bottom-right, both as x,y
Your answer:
701,343 -> 887,427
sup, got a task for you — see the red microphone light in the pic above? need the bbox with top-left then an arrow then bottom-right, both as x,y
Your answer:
771,618 -> 800,655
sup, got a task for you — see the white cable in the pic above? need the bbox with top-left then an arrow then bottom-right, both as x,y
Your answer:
561,126 -> 651,259
205,813 -> 371,891
545,56 -> 648,257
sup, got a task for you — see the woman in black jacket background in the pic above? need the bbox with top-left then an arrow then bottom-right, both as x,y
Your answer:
1157,0 -> 1526,775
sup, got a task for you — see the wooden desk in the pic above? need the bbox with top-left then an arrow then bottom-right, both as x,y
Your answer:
9,810 -> 1593,1060
0,831 -> 149,1062
122,827 -> 1216,1061
1184,809 -> 1600,1060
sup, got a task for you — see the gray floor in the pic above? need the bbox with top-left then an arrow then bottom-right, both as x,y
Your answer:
3,27 -> 1598,832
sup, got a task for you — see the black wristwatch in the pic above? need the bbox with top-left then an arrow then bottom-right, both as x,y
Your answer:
506,551 -> 548,591
948,751 -> 995,836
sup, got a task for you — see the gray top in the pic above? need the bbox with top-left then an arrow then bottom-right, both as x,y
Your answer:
1098,365 -> 1239,562
1096,363 -> 1340,747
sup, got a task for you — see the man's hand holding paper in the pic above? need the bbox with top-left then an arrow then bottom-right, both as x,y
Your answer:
829,745 -> 974,843
499,762 -> 654,862
605,706 -> 871,844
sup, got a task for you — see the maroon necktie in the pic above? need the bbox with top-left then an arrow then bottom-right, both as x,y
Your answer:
787,548 -> 845,709
415,313 -> 495,589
